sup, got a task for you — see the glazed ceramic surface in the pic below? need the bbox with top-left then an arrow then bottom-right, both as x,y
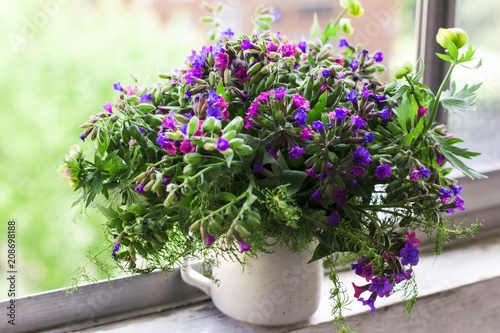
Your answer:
181,241 -> 323,326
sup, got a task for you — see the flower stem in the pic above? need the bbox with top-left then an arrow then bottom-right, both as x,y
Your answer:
333,8 -> 348,28
424,63 -> 456,133
404,75 -> 421,107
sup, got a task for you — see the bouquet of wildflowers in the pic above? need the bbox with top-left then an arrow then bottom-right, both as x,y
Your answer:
60,0 -> 484,329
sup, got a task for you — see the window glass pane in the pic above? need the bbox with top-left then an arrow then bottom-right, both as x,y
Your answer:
448,0 -> 500,171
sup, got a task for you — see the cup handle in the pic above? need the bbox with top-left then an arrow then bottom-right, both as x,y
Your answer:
180,261 -> 212,296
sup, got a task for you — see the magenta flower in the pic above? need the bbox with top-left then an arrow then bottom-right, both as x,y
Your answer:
234,66 -> 250,83
162,142 -> 178,155
305,167 -> 318,178
292,94 -> 310,111
348,166 -> 367,177
281,43 -> 298,57
162,116 -> 176,129
238,240 -> 251,253
410,168 -> 422,181
102,101 -> 113,113
352,283 -> 368,298
406,232 -> 421,247
180,140 -> 195,154
375,164 -> 391,180
215,52 -> 229,69
418,105 -> 428,116
125,86 -> 137,96
362,86 -> 374,99
273,87 -> 288,100
300,125 -> 313,141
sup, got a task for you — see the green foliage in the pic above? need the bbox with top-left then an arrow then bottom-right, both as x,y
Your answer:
440,82 -> 482,113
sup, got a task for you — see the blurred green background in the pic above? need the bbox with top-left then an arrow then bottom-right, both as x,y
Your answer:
0,0 -> 203,296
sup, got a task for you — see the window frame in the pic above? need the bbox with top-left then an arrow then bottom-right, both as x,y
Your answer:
2,2 -> 500,332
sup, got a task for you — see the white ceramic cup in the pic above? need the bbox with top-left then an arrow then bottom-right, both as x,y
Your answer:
181,241 -> 323,326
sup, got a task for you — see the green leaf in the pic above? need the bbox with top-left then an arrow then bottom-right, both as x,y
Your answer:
214,192 -> 237,202
86,170 -> 103,207
440,82 -> 482,113
342,204 -> 361,229
444,37 -> 458,61
436,53 -> 454,62
216,80 -> 230,105
430,133 -> 486,179
413,58 -> 425,82
200,16 -> 213,23
307,91 -> 327,125
137,104 -> 156,113
309,13 -> 321,40
282,170 -> 308,195
392,96 -> 417,132
97,205 -> 120,219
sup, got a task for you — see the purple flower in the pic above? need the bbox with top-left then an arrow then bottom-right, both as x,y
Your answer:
380,106 -> 390,119
410,168 -> 422,181
162,115 -> 176,129
453,196 -> 465,211
294,108 -> 308,127
363,132 -> 375,144
328,211 -> 341,226
265,145 -> 279,160
113,81 -> 124,92
418,106 -> 428,116
207,90 -> 221,105
188,50 -> 206,68
298,41 -> 307,53
362,86 -> 374,99
180,124 -> 188,135
267,42 -> 279,53
251,162 -> 264,173
368,277 -> 393,297
217,137 -> 229,151
162,176 -> 172,186
311,192 -> 321,201
274,87 -> 288,100
185,67 -> 204,85
238,240 -> 251,253
140,93 -> 152,103
289,145 -> 306,159
350,59 -> 359,71
312,120 -> 324,131
375,164 -> 392,180
346,89 -> 358,102
392,269 -> 413,284
79,133 -> 87,142
451,185 -> 463,196
338,38 -> 349,48
359,297 -> 376,313
373,51 -> 383,62
112,242 -> 120,261
305,168 -> 318,178
335,107 -> 347,121
407,231 -> 421,247
240,39 -> 254,50
135,184 -> 146,194
272,10 -> 282,21
400,242 -> 419,266
206,106 -> 222,119
374,95 -> 387,107
205,234 -> 216,247
322,69 -> 331,78
102,101 -> 113,113
436,154 -> 445,165
220,28 -> 235,39
419,166 -> 431,180
353,147 -> 372,166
